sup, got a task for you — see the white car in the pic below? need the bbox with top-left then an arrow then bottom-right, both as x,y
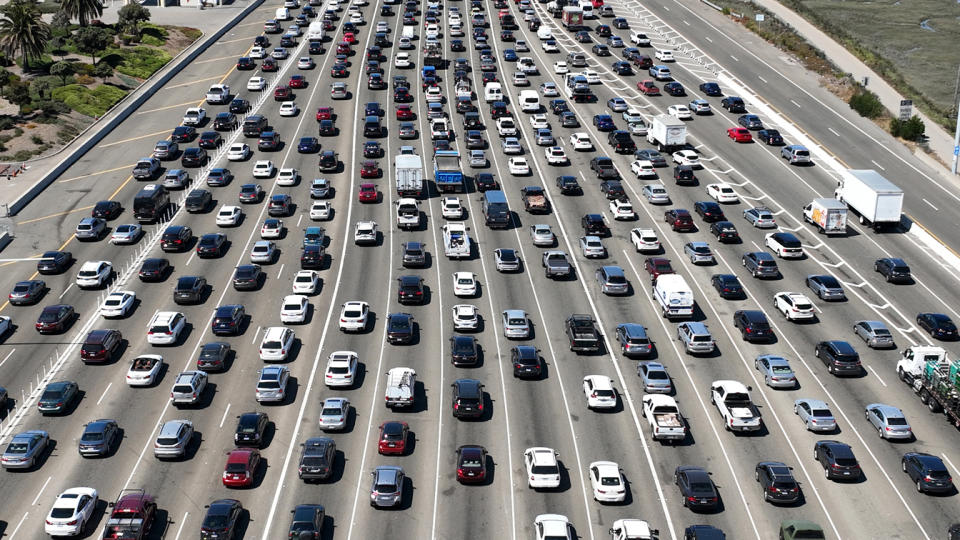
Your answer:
146,311 -> 185,345
256,365 -> 290,403
247,76 -> 267,91
534,514 -> 573,540
292,270 -> 320,294
339,301 -> 369,331
310,201 -> 332,221
44,487 -> 99,537
216,205 -> 242,226
297,56 -> 314,69
622,109 -> 644,123
582,70 -> 601,84
271,47 -> 289,60
706,182 -> 738,203
452,304 -> 480,330
496,117 -> 518,136
425,86 -> 443,103
525,448 -> 561,489
453,272 -> 477,297
765,232 -> 803,258
226,143 -> 250,161
667,104 -> 692,120
260,219 -> 282,239
530,114 -> 549,129
518,57 -> 538,74
250,46 -> 266,59
509,157 -> 530,175
513,71 -> 530,87
442,197 -> 464,219
280,294 -> 309,324
569,132 -> 593,150
125,355 -> 163,387
545,146 -> 567,165
277,168 -> 298,186
609,520 -> 656,540
376,20 -> 390,32
554,61 -> 569,74
110,223 -> 142,244
542,40 -> 559,52
252,160 -> 276,178
630,159 -> 657,178
655,48 -> 675,62
539,82 -> 559,97
609,199 -> 636,220
318,397 -> 350,430
350,11 -> 364,23
325,351 -> 359,386
394,52 -> 411,67
279,101 -> 299,116
583,375 -> 617,409
672,149 -> 701,168
258,326 -> 295,361
76,260 -> 112,288
354,220 -> 378,245
774,292 -> 816,320
100,290 -> 135,318
588,460 -> 626,502
630,228 -> 660,252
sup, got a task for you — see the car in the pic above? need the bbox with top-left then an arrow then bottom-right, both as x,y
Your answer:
260,218 -> 283,239
137,257 -> 170,282
865,403 -> 912,440
79,328 -> 122,364
757,129 -> 784,145
370,465 -> 405,508
524,448 -> 561,489
2,430 -> 49,469
313,397 -> 351,432
354,221 -> 378,245
508,157 -> 530,175
671,149 -> 700,168
297,56 -> 315,69
396,275 -> 425,305
727,126 -> 752,142
235,412 -> 269,448
802,274 -> 846,301
252,159 -> 276,179
75,217 -> 106,240
665,209 -> 695,232
201,500 -> 242,538
596,265 -> 630,295
708,274 -> 742,300
35,304 -> 75,334
37,380 -> 79,414
229,98 -> 250,113
280,294 -> 309,324
682,241 -> 714,264
290,270 -> 320,296
917,313 -> 958,340
902,452 -> 954,493
583,375 -> 617,409
288,504 -> 325,538
874,257 -> 911,283
324,350 -> 359,387
255,365 -> 290,403
694,201 -> 725,223
528,224 -> 555,247
853,320 -> 895,348
232,264 -> 263,291
674,466 -> 719,509
452,271 -> 478,296
247,76 -> 267,91
815,340 -> 861,376
78,419 -> 120,457
501,309 -> 530,339
781,144 -> 812,164
705,183 -> 738,203
554,175 -> 580,195
733,310 -> 774,342
196,342 -> 230,372
226,143 -> 250,161
815,440 -> 861,480
258,326 -> 295,361
7,278 -> 45,305
36,250 -> 72,274
450,334 -> 479,366
793,398 -> 837,432
743,206 -> 777,228
44,487 -> 99,536
216,205 -> 242,227
754,354 -> 797,388
172,275 -> 206,305
170,369 -> 207,407
568,132 -> 593,151
607,97 -> 629,112
593,114 -> 616,131
339,301 -> 369,332
358,182 -> 379,202
738,114 -> 763,130
534,514 -> 573,540
755,462 -> 801,504
637,79 -> 660,96
633,361 -> 671,394
171,125 -> 196,143
75,260 -> 112,289
638,183 -> 669,205
454,445 -> 488,484
588,460 -> 626,502
774,292 -> 815,321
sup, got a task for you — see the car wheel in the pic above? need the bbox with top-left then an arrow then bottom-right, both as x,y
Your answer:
754,470 -> 759,481
793,404 -> 798,415
917,480 -> 924,493
828,364 -> 835,375
814,347 -> 820,358
878,426 -> 884,438
824,467 -> 830,479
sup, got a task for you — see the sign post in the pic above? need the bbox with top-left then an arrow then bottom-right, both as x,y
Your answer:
899,99 -> 913,122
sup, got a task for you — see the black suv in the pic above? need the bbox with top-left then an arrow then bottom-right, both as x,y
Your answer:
401,242 -> 426,267
160,225 -> 193,252
198,131 -> 222,149
300,244 -> 324,269
138,258 -> 170,282
232,264 -> 263,290
674,165 -> 695,185
298,437 -> 336,481
288,504 -> 325,536
451,378 -> 484,419
582,214 -> 608,236
755,461 -> 801,504
234,412 -> 268,447
212,304 -> 245,335
511,346 -> 542,378
721,96 -> 746,113
555,175 -> 581,194
815,340 -> 861,376
213,112 -> 238,131
181,147 -> 208,167
319,151 -> 339,172
258,131 -> 280,151
874,257 -> 911,283
173,275 -> 207,305
814,440 -> 861,481
450,335 -> 479,366
386,313 -> 415,344
397,275 -> 425,304
733,310 -> 774,342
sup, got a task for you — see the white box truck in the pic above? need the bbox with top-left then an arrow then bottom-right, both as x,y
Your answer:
652,274 -> 693,319
834,169 -> 904,230
394,153 -> 423,197
802,198 -> 848,235
645,114 -> 687,153
307,21 -> 325,41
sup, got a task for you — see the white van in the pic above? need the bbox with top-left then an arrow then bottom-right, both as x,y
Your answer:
518,89 -> 540,112
401,25 -> 415,40
275,7 -> 291,20
536,26 -> 553,40
484,82 -> 503,103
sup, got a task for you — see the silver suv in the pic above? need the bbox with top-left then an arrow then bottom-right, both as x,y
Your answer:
370,466 -> 405,508
170,370 -> 207,406
677,322 -> 715,355
153,420 -> 194,459
75,218 -> 106,240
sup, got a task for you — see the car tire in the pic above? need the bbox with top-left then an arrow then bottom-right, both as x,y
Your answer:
917,480 -> 924,493
814,347 -> 820,358
901,460 -> 907,473
824,467 -> 830,479
878,426 -> 884,438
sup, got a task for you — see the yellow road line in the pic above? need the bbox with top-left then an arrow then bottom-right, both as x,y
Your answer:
17,205 -> 96,225
906,213 -> 960,260
215,36 -> 260,45
164,75 -> 226,90
136,100 -> 202,115
58,165 -> 136,183
194,55 -> 242,65
98,129 -> 172,148
0,236 -> 74,313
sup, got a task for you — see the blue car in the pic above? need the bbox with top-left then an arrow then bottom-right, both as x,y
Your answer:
298,137 -> 319,153
503,48 -> 518,61
592,114 -> 615,131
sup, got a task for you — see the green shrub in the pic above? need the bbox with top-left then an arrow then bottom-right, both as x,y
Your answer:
31,135 -> 43,144
115,47 -> 171,79
140,34 -> 164,47
51,84 -> 127,117
0,116 -> 16,131
849,89 -> 885,119
890,116 -> 925,141
75,74 -> 94,85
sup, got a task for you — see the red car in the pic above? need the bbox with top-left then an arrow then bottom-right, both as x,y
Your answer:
456,445 -> 488,484
274,85 -> 291,101
664,208 -> 696,232
261,58 -> 278,72
396,105 -> 414,120
288,74 -> 307,89
358,182 -> 379,201
343,32 -> 356,44
316,107 -> 333,121
359,162 -> 380,179
377,421 -> 409,455
336,41 -> 351,54
222,448 -> 260,488
727,127 -> 752,143
643,257 -> 674,281
637,79 -> 660,95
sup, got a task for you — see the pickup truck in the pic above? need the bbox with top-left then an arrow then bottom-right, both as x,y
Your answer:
542,250 -> 572,278
710,380 -> 762,432
206,84 -> 230,105
385,367 -> 416,408
395,198 -> 420,230
133,158 -> 160,180
521,186 -> 550,213
182,107 -> 206,126
565,314 -> 600,352
642,394 -> 686,442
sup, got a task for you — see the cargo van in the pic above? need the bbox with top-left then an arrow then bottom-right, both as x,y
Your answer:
402,25 -> 415,40
518,90 -> 540,112
484,82 -> 503,103
481,190 -> 510,229
276,7 -> 291,20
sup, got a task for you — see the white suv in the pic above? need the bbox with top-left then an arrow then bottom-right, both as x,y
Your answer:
259,326 -> 295,361
147,311 -> 186,345
524,447 -> 561,489
76,260 -> 112,289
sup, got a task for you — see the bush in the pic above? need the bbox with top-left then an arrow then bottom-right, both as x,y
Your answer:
37,100 -> 71,116
75,74 -> 94,85
140,34 -> 164,47
0,116 -> 16,131
31,135 -> 43,144
890,116 -> 925,141
51,84 -> 127,117
848,89 -> 885,119
115,47 -> 171,79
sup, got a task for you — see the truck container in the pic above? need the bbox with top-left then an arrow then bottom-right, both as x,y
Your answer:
652,274 -> 693,319
896,346 -> 960,427
834,169 -> 904,230
433,150 -> 463,192
394,154 -> 424,197
645,114 -> 687,153
442,223 -> 471,258
561,6 -> 582,28
802,198 -> 848,235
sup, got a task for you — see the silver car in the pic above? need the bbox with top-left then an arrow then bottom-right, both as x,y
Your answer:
256,365 -> 290,403
865,403 -> 912,440
502,309 -> 530,339
529,224 -> 555,246
319,397 -> 350,430
75,217 -> 106,240
469,149 -> 487,167
501,137 -> 522,154
677,322 -> 715,354
683,242 -> 714,264
579,235 -> 606,258
794,398 -> 837,432
171,370 -> 207,406
370,466 -> 405,507
853,320 -> 895,348
637,361 -> 672,393
250,240 -> 277,263
1,430 -> 49,469
153,420 -> 194,459
111,224 -> 142,245
311,178 -> 331,198
754,355 -> 797,389
78,419 -> 119,457
641,183 -> 670,204
494,248 -> 521,272
806,274 -> 845,301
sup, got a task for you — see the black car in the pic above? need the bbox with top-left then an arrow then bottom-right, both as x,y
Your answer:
138,257 -> 170,281
160,225 -> 193,252
386,312 -> 415,344
173,275 -> 207,305
197,342 -> 231,371
694,201 -> 725,222
450,335 -> 479,366
814,340 -> 861,376
319,151 -> 339,172
232,264 -> 263,290
814,440 -> 861,481
582,213 -> 608,236
181,147 -> 208,167
318,119 -> 336,136
280,35 -> 295,47
699,82 -> 722,96
611,61 -> 632,75
590,156 -> 618,178
235,57 -> 255,70
200,499 -> 242,540
664,82 -> 685,96
674,165 -> 695,185
309,41 -> 324,54
902,452 -> 954,493
198,131 -> 223,149
213,113 -> 238,131
364,141 -> 382,158
600,180 -> 625,199
556,175 -> 581,194
185,189 -> 212,213
674,466 -> 719,510
709,221 -> 740,243
397,275 -> 425,304
37,250 -> 72,274
171,125 -> 196,142
229,98 -> 250,114
298,137 -> 320,153
301,244 -> 324,269
8,279 -> 45,305
549,99 -> 569,115
607,130 -> 635,153
733,310 -> 774,342
207,168 -> 233,187
490,101 -> 509,119
92,200 -> 122,220
756,129 -> 783,145
711,274 -> 743,299
212,304 -> 245,335
258,131 -> 280,151
917,313 -> 958,340
755,462 -> 801,504
451,378 -> 484,419
874,257 -> 911,283
235,412 -> 268,447
511,346 -> 542,378
289,504 -> 325,537
684,525 -> 726,540
475,173 -> 498,192
720,96 -> 746,113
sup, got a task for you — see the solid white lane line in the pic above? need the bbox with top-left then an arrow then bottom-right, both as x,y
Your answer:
172,512 -> 190,540
758,75 -> 767,83
10,511 -> 28,538
31,476 -> 52,506
923,198 -> 939,211
0,349 -> 15,369
869,366 -> 888,387
251,326 -> 261,344
96,383 -> 112,405
185,251 -> 196,266
870,159 -> 886,170
791,99 -> 801,107
58,284 -> 73,300
276,263 -> 284,279
219,403 -> 232,428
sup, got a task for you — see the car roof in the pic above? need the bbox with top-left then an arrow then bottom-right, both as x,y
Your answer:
159,419 -> 190,437
374,465 -> 403,482
797,398 -> 830,409
454,378 -> 482,394
527,447 -> 558,465
618,323 -> 647,337
681,321 -> 710,334
867,403 -> 904,417
825,340 -> 856,354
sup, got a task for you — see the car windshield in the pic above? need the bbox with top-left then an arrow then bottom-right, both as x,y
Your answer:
321,407 -> 343,416
203,514 -> 230,528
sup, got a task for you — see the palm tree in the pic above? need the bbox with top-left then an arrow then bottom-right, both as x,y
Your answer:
0,0 -> 52,70
59,0 -> 104,27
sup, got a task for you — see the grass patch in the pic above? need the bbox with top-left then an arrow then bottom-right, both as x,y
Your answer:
175,26 -> 203,41
114,46 -> 171,79
51,84 -> 127,117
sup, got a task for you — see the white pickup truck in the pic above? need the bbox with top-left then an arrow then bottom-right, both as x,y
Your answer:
182,107 -> 206,126
396,198 -> 420,230
206,84 -> 230,105
385,367 -> 416,408
642,394 -> 686,442
710,380 -> 761,432
442,223 -> 470,259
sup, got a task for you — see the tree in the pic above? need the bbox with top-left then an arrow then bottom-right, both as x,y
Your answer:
50,61 -> 73,85
59,0 -> 103,28
0,68 -> 10,96
6,80 -> 31,114
74,26 -> 111,65
0,0 -> 52,70
848,88 -> 884,119
50,10 -> 71,32
30,77 -> 49,99
117,4 -> 150,38
890,115 -> 926,141
93,60 -> 112,82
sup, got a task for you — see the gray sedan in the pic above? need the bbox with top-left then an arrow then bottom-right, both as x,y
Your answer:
78,419 -> 120,457
2,430 -> 49,469
853,320 -> 895,348
865,403 -> 912,440
529,224 -> 555,246
794,398 -> 836,432
805,274 -> 845,301
319,397 -> 350,431
637,361 -> 672,393
755,355 -> 797,389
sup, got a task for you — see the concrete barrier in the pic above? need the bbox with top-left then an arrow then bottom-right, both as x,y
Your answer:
7,0 -> 266,217
0,231 -> 11,252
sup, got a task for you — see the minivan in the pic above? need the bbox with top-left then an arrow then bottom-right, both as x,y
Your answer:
518,90 -> 540,112
276,7 -> 291,20
482,190 -> 510,229
484,82 -> 503,103
567,51 -> 587,67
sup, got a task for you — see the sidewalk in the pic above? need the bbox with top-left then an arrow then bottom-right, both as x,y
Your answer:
760,0 -> 958,175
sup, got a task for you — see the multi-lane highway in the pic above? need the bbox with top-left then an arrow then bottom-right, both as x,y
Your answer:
1,0 -> 959,538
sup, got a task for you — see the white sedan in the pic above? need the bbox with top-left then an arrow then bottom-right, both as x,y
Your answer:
110,224 -> 142,245
534,514 -> 573,540
292,270 -> 320,294
126,355 -> 162,387
672,149 -> 701,168
509,157 -> 530,175
582,70 -> 601,84
453,272 -> 477,297
545,146 -> 568,165
588,461 -> 626,502
630,159 -> 657,178
247,76 -> 267,91
279,101 -> 299,116
226,143 -> 250,161
554,61 -> 569,74
395,52 -> 411,68
252,160 -> 276,178
249,46 -> 266,59
338,301 -> 369,332
530,114 -> 549,129
277,168 -> 298,186
442,197 -> 464,219
667,104 -> 692,120
216,205 -> 242,226
44,487 -> 99,537
609,199 -> 636,220
100,290 -> 135,318
354,220 -> 378,245
583,375 -> 617,409
452,304 -> 480,330
310,200 -> 332,221
706,182 -> 739,203
569,132 -> 593,151
261,219 -> 283,238
280,294 -> 309,323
